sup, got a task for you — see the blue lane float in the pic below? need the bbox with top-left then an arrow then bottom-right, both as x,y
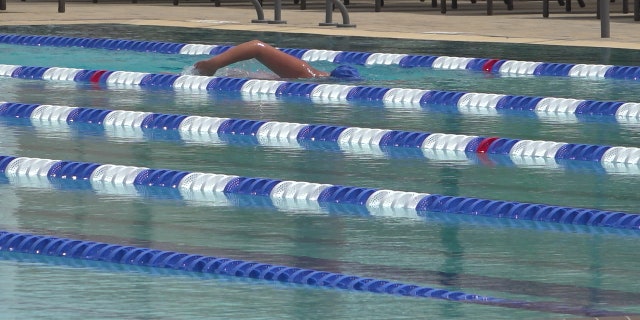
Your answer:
1,33 -> 640,82
0,150 -> 637,238
0,235 -> 632,319
1,154 -> 639,231
1,101 -> 638,175
0,229 -> 502,302
0,64 -> 639,122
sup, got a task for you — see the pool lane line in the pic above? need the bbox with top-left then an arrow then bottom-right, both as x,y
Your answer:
1,154 -> 639,232
0,229 -> 503,304
0,230 -> 634,317
10,218 -> 640,309
2,153 -> 639,240
1,101 -> 639,176
1,64 -> 639,123
1,33 -> 640,83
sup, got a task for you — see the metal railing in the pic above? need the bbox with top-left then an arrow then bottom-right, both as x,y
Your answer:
252,0 -> 354,26
0,0 -> 352,25
0,0 -> 66,12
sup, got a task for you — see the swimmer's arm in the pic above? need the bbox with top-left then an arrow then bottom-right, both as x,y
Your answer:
194,40 -> 328,78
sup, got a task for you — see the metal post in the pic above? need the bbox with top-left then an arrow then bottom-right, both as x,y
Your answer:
334,0 -> 355,27
543,0 -> 549,17
267,0 -> 287,23
1,0 -> 6,11
250,0 -> 268,23
58,0 -> 65,12
635,0 -> 639,20
600,0 -> 610,38
320,0 -> 355,27
319,0 -> 337,26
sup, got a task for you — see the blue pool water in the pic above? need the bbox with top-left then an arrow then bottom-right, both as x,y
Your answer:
0,25 -> 639,319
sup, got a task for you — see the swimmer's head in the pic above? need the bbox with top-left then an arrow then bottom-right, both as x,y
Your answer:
330,65 -> 362,81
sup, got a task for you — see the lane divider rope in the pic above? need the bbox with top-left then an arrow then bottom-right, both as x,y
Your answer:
0,149 -> 637,237
1,34 -> 639,82
0,229 -> 503,302
1,101 -> 638,175
1,154 -> 639,231
0,231 -> 632,317
1,64 -> 639,122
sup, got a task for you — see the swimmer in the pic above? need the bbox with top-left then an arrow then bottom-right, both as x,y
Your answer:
193,39 -> 360,80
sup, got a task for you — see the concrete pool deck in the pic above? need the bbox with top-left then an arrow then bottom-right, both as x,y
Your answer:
1,0 -> 640,51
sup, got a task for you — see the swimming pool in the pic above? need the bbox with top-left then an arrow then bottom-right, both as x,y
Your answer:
0,24 -> 639,319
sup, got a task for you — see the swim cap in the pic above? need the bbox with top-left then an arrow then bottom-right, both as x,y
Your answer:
330,65 -> 362,80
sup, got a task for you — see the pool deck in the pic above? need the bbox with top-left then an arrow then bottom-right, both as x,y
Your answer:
1,0 -> 640,51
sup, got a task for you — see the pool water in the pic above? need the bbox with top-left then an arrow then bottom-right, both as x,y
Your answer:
0,25 -> 639,319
